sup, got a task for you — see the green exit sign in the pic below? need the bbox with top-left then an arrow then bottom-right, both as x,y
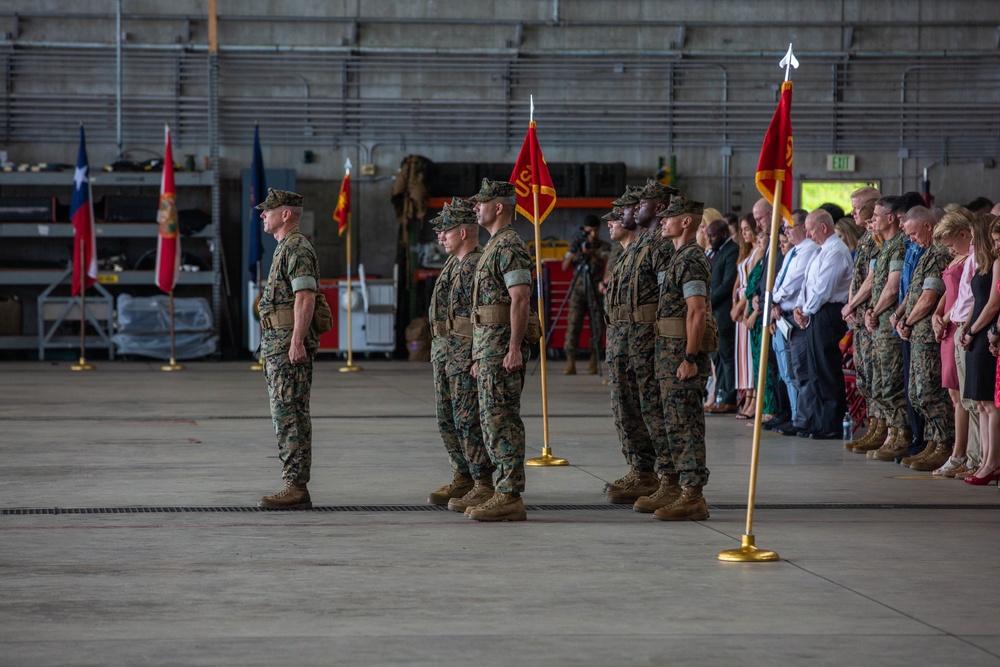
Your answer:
827,154 -> 856,172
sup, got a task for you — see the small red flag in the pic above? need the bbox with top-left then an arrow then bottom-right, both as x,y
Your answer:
335,171 -> 351,236
755,81 -> 794,225
510,122 -> 557,225
155,125 -> 180,294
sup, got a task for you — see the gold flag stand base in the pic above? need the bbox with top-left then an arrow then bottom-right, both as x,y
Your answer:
718,534 -> 780,562
526,447 -> 569,467
339,364 -> 363,373
71,357 -> 96,371
249,363 -> 262,371
161,358 -> 185,372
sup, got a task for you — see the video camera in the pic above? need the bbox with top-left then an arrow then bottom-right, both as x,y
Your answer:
570,227 -> 591,254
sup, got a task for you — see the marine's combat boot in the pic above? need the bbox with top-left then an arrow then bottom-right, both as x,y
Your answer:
909,443 -> 952,472
259,480 -> 312,510
901,442 -> 936,468
448,477 -> 495,512
467,492 -> 527,522
846,418 -> 880,451
852,418 -> 888,453
871,428 -> 912,461
588,351 -> 599,374
564,355 -> 577,375
427,471 -> 474,505
603,469 -> 638,493
605,470 -> 659,504
632,474 -> 682,513
652,485 -> 709,521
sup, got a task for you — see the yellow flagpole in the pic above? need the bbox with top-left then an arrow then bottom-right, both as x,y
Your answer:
71,241 -> 95,371
340,162 -> 361,373
525,118 -> 566,467
719,177 -> 783,563
162,291 -> 184,371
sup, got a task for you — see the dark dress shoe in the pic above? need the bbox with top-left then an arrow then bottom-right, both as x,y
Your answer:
796,430 -> 813,438
809,431 -> 840,440
774,422 -> 798,436
762,414 -> 790,431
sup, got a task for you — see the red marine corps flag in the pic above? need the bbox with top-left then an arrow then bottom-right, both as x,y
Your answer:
335,167 -> 351,236
510,119 -> 556,225
755,45 -> 797,226
155,125 -> 180,294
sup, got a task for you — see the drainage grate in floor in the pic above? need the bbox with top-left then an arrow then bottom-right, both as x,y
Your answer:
1,503 -> 998,516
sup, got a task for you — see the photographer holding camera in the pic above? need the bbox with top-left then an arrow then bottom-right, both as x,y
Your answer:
561,215 -> 611,374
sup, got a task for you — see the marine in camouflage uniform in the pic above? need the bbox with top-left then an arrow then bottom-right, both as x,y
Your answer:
604,179 -> 677,505
425,202 -> 494,508
898,238 -> 954,468
563,218 -> 610,373
255,189 -> 319,510
866,223 -> 908,457
845,229 -> 885,452
649,196 -> 712,521
468,179 -> 533,522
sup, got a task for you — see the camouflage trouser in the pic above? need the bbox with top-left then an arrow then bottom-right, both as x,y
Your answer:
476,355 -> 526,495
660,383 -> 709,488
854,324 -> 882,420
871,335 -> 907,429
263,353 -> 313,484
433,359 -> 492,479
630,333 -> 673,477
608,353 -> 656,472
564,285 -> 606,355
908,338 -> 955,445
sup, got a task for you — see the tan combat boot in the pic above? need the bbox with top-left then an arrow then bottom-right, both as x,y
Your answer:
633,474 -> 681,513
909,443 -> 952,472
564,355 -> 577,375
605,470 -> 659,504
603,469 -> 638,493
846,417 -> 879,451
427,471 -> 474,505
259,480 -> 312,510
467,492 -> 527,522
900,442 -> 936,468
588,351 -> 599,374
448,477 -> 495,512
852,418 -> 888,453
871,428 -> 912,461
653,485 -> 709,521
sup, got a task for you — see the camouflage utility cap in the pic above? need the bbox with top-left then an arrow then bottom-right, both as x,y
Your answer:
601,207 -> 623,221
612,185 -> 643,207
433,205 -> 476,232
470,178 -> 516,202
450,196 -> 475,211
657,195 -> 705,218
639,178 -> 678,201
256,188 -> 304,210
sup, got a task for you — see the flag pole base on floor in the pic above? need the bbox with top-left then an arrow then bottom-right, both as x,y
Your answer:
526,447 -> 568,467
161,358 -> 185,372
339,364 -> 363,373
249,363 -> 262,371
718,534 -> 780,562
71,357 -> 95,371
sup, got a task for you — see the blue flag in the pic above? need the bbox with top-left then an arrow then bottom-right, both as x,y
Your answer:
248,125 -> 267,279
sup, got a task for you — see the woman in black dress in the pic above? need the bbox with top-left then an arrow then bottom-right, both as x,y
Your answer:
959,214 -> 1000,485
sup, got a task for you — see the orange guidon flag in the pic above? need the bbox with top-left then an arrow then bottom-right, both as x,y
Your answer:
755,80 -> 794,226
510,122 -> 556,225
335,171 -> 351,236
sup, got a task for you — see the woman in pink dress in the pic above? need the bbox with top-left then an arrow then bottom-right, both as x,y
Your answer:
731,214 -> 759,419
931,211 -> 972,476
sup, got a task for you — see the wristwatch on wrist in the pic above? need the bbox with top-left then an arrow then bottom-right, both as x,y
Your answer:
683,353 -> 697,364
990,324 -> 999,337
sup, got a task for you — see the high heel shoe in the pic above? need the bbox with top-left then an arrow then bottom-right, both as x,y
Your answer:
963,465 -> 1000,486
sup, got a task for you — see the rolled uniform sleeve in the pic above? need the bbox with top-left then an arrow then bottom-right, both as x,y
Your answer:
682,280 -> 708,299
504,269 -> 532,288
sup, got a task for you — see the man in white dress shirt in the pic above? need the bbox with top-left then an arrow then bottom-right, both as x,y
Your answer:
792,209 -> 854,439
769,209 -> 820,435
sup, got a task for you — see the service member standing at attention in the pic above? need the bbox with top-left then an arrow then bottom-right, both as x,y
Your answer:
651,196 -> 714,521
256,188 -> 319,510
426,202 -> 496,510
467,179 -> 533,522
608,179 -> 679,509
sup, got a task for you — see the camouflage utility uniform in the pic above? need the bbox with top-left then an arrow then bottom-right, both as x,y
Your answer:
850,231 -> 879,420
259,229 -> 320,486
868,232 -> 907,431
430,246 -> 492,479
565,238 -> 610,357
901,243 -> 954,446
472,225 -> 533,496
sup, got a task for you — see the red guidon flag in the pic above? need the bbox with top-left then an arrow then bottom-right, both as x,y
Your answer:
755,80 -> 794,225
510,122 -> 556,225
155,125 -> 180,294
335,170 -> 351,236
